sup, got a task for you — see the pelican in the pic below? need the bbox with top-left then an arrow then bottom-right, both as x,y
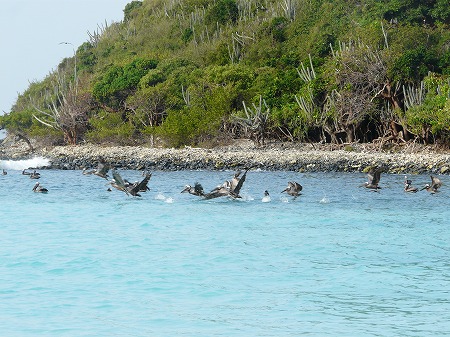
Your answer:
82,168 -> 95,175
421,175 -> 442,193
92,159 -> 110,179
2,169 -> 7,175
30,170 -> 41,179
230,170 -> 242,192
281,181 -> 302,198
200,167 -> 253,200
32,182 -> 48,193
135,172 -> 152,192
181,182 -> 205,196
360,167 -> 382,190
109,170 -> 141,196
204,180 -> 232,200
212,167 -> 253,199
404,176 -> 418,193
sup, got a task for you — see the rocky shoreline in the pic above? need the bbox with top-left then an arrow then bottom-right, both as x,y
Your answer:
26,142 -> 450,174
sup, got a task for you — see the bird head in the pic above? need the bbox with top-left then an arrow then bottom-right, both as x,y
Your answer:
181,185 -> 191,193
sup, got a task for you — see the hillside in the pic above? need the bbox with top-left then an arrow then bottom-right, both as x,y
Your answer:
1,0 -> 450,148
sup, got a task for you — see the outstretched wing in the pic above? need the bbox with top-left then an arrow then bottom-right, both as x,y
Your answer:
204,186 -> 229,199
368,168 -> 381,185
111,170 -> 129,195
292,181 -> 303,193
136,172 -> 152,192
194,182 -> 204,196
96,161 -> 110,178
232,166 -> 254,196
431,175 -> 442,190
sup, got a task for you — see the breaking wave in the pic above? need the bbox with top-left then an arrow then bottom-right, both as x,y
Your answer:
0,157 -> 50,170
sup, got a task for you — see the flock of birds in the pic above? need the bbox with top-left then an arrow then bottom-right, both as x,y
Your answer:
359,167 -> 443,194
1,162 -> 444,199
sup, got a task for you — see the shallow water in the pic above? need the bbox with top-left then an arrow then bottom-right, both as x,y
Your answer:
0,160 -> 449,336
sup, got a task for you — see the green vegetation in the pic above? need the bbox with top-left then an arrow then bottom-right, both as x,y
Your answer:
1,0 -> 450,147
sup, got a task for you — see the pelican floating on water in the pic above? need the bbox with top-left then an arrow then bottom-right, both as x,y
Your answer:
360,167 -> 382,190
32,182 -> 48,193
281,181 -> 302,198
421,175 -> 442,193
2,169 -> 7,175
29,170 -> 41,179
404,176 -> 418,193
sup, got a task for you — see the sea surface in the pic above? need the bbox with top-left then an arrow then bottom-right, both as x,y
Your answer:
0,157 -> 449,336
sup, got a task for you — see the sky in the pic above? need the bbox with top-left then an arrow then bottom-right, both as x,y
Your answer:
0,0 -> 132,115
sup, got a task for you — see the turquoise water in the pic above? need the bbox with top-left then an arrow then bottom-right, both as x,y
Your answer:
0,158 -> 449,336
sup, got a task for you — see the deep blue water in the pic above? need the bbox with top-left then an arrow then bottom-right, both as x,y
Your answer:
0,158 -> 449,336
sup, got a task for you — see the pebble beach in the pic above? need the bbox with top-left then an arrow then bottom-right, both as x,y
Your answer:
28,141 -> 450,174
1,137 -> 449,174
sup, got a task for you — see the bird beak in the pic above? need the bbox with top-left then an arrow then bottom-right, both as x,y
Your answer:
181,187 -> 188,193
281,189 -> 287,193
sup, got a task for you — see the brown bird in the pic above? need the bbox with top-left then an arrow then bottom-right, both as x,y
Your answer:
181,183 -> 205,197
360,168 -> 382,190
93,159 -> 110,179
421,175 -> 442,194
404,176 -> 418,193
109,170 -> 142,197
281,181 -> 303,198
134,172 -> 152,192
32,182 -> 48,193
200,167 -> 253,200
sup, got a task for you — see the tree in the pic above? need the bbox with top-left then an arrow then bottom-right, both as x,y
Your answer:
233,96 -> 270,146
32,75 -> 92,145
92,58 -> 158,109
328,41 -> 388,143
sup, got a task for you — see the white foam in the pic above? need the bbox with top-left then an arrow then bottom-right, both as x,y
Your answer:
0,157 -> 50,170
280,196 -> 290,203
155,193 -> 166,200
262,196 -> 271,203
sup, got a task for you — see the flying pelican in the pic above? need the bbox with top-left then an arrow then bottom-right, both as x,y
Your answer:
109,170 -> 141,196
181,182 -> 205,196
421,175 -> 442,193
92,159 -> 110,179
82,168 -> 95,175
281,181 -> 302,198
135,172 -> 152,192
404,176 -> 418,193
32,182 -> 48,193
360,167 -> 382,190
